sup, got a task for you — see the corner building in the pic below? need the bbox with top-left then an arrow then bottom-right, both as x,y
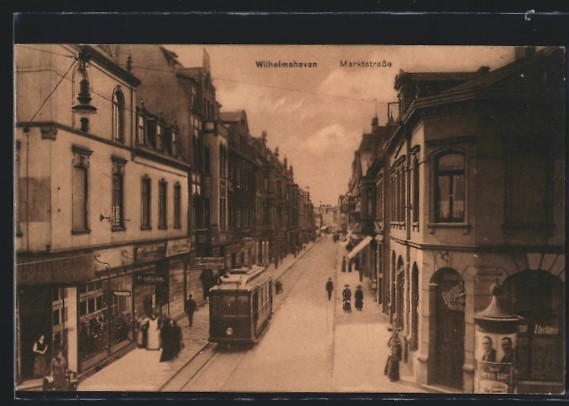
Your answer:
16,44 -> 190,380
343,47 -> 565,394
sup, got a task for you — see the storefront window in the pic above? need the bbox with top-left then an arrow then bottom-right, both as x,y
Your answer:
503,271 -> 564,383
109,275 -> 134,353
78,280 -> 110,370
52,288 -> 68,359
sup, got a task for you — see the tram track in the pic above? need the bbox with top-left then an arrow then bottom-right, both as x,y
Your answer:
159,241 -> 319,392
158,342 -> 218,392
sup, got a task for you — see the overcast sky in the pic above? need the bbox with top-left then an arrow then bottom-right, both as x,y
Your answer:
167,45 -> 517,206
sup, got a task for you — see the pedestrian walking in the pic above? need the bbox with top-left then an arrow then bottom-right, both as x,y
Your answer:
146,314 -> 161,350
32,334 -> 48,378
341,256 -> 346,272
136,315 -> 149,348
160,318 -> 183,362
384,329 -> 402,382
325,277 -> 334,301
159,318 -> 174,362
185,294 -> 197,328
342,284 -> 352,311
49,350 -> 68,391
355,285 -> 364,311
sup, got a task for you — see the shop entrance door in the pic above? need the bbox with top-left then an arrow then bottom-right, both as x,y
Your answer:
18,286 -> 52,379
433,268 -> 465,389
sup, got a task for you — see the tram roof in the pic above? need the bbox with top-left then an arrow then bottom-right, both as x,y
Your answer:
211,265 -> 272,291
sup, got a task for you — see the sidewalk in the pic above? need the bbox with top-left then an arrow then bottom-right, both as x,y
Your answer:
77,240 -> 316,392
332,241 -> 424,393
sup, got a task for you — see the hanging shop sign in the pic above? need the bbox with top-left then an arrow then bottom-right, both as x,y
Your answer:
191,257 -> 226,270
165,238 -> 191,257
441,281 -> 466,312
135,273 -> 167,285
135,242 -> 166,263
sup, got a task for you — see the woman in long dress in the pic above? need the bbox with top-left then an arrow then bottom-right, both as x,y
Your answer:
355,286 -> 364,311
33,335 -> 48,377
385,329 -> 402,382
159,318 -> 173,362
50,350 -> 68,391
146,314 -> 161,350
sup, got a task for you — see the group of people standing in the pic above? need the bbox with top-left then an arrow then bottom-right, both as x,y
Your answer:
325,278 -> 364,311
33,335 -> 77,391
137,313 -> 184,362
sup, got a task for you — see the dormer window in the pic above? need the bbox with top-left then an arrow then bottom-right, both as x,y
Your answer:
137,114 -> 146,145
170,129 -> 177,156
156,123 -> 163,151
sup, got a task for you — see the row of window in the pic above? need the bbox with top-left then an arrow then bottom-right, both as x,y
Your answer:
380,147 -> 552,227
140,176 -> 183,230
380,150 -> 463,226
72,149 -> 183,233
136,113 -> 178,156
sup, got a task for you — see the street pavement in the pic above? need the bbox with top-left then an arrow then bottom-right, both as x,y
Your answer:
76,241 -> 315,392
77,236 -> 425,393
178,235 -> 425,393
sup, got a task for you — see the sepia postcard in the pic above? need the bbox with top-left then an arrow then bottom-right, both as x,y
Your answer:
14,39 -> 566,397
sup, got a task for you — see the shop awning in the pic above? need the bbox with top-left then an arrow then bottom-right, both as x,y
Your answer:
347,236 -> 373,260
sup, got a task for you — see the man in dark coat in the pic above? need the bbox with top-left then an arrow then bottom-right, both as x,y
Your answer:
325,278 -> 334,301
355,285 -> 364,311
501,337 -> 515,363
185,295 -> 197,328
481,336 -> 497,362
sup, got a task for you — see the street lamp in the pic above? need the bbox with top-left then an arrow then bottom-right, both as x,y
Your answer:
72,48 -> 97,132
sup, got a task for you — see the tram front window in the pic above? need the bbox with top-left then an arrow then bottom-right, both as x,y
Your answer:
218,295 -> 249,316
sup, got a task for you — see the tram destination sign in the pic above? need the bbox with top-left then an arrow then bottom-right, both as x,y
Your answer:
191,257 -> 226,270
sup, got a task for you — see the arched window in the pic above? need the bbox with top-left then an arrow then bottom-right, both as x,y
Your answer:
112,89 -> 125,143
411,264 -> 419,350
434,151 -> 465,222
396,257 -> 405,329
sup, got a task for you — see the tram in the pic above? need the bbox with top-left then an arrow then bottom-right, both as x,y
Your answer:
208,265 -> 273,345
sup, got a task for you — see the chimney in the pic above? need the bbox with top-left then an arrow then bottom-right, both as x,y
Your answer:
371,116 -> 379,128
284,156 -> 288,169
126,51 -> 133,73
478,66 -> 490,73
261,130 -> 267,145
275,147 -> 279,158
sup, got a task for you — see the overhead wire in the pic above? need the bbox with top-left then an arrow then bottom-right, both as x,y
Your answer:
17,45 -> 392,105
26,58 -> 78,124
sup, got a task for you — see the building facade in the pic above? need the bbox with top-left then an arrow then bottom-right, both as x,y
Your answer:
16,44 -> 190,380
342,47 -> 565,393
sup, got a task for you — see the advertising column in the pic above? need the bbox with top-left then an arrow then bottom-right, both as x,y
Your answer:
474,284 -> 521,394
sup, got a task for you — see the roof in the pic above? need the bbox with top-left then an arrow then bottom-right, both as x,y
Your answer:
440,46 -> 562,95
220,111 -> 244,123
394,71 -> 484,90
211,266 -> 271,292
177,67 -> 203,82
